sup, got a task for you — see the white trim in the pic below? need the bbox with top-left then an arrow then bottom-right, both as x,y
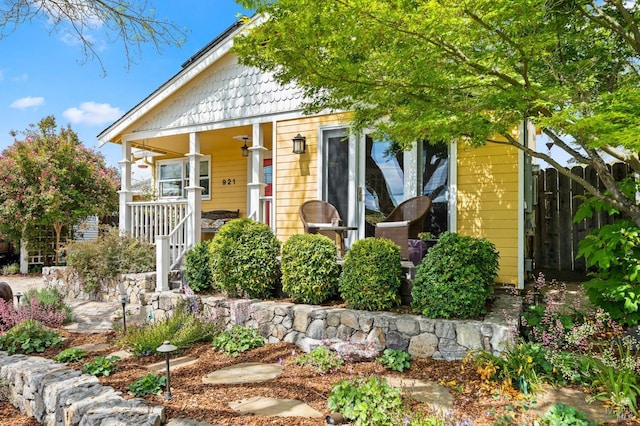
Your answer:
517,123 -> 527,289
449,141 -> 458,232
156,155 -> 211,200
121,110 -> 309,143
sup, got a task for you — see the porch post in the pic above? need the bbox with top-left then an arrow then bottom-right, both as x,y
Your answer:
118,140 -> 133,235
185,132 -> 202,248
248,123 -> 266,222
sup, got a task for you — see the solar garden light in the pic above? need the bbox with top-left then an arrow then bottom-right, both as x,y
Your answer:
157,340 -> 177,400
119,292 -> 129,333
15,292 -> 22,306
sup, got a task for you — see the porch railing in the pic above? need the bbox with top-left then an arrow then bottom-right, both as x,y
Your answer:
128,200 -> 187,244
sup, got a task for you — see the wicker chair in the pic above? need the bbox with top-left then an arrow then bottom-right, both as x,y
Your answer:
299,200 -> 342,241
375,196 -> 433,260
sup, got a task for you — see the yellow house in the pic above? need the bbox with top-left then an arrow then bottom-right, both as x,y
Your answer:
98,19 -> 535,290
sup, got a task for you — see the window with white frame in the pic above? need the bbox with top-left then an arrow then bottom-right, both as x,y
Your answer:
157,156 -> 210,199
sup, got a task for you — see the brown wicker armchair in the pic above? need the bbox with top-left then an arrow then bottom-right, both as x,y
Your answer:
299,200 -> 342,241
375,196 -> 433,260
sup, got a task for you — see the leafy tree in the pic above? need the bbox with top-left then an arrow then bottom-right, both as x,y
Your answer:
0,116 -> 119,264
0,0 -> 185,74
234,0 -> 640,225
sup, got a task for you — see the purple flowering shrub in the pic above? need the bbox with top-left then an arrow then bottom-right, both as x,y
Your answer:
0,298 -> 67,332
520,273 -> 585,350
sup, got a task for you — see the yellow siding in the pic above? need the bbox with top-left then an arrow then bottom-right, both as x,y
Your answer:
457,141 -> 520,285
275,113 -> 351,241
201,138 -> 248,215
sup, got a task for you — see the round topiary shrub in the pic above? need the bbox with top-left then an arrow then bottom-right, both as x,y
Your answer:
411,231 -> 499,319
210,218 -> 281,298
184,240 -> 215,293
338,237 -> 402,311
281,233 -> 340,304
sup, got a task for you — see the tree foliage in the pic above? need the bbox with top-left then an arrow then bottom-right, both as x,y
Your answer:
234,0 -> 640,225
0,116 -> 119,262
0,0 -> 186,74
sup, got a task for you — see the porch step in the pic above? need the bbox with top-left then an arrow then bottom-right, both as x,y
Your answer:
169,280 -> 182,290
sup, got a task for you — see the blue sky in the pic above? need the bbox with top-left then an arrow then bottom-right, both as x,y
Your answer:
0,1 -> 250,182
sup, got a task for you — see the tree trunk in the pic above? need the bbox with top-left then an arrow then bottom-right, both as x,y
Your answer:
53,221 -> 63,266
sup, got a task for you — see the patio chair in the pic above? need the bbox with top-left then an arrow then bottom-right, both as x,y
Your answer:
375,195 -> 432,260
299,199 -> 343,241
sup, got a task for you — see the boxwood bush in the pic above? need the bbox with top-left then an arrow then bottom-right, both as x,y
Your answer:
411,231 -> 499,319
281,233 -> 340,304
184,240 -> 215,293
210,218 -> 281,298
338,237 -> 402,311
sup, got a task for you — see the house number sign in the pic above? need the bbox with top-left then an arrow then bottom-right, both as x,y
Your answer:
222,179 -> 236,185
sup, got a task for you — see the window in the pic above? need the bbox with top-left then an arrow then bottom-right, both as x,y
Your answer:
157,157 -> 210,199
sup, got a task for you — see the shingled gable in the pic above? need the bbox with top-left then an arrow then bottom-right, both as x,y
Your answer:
97,15 -> 302,146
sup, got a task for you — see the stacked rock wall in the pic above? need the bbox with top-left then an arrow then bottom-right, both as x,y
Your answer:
0,352 -> 164,425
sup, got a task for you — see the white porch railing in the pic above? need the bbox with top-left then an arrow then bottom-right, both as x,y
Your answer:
128,200 -> 187,244
127,200 -> 189,291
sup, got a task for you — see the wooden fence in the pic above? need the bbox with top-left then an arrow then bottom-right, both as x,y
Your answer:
533,163 -> 630,275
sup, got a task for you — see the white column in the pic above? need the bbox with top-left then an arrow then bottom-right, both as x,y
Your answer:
248,123 -> 267,222
118,141 -> 133,235
404,142 -> 420,199
185,132 -> 203,248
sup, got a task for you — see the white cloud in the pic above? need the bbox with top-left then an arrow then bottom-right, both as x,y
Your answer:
10,96 -> 45,109
63,101 -> 122,125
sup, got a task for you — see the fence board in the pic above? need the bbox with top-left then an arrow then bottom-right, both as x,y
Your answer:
535,162 -> 631,275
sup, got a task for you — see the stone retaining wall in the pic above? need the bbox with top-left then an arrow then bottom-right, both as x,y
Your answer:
0,352 -> 164,426
43,267 -> 521,360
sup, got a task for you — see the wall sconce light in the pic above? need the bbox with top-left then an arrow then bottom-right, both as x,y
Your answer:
292,133 -> 306,154
233,135 -> 251,158
157,340 -> 178,400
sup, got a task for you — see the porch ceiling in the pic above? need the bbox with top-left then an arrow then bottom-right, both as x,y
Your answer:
130,124 -> 273,156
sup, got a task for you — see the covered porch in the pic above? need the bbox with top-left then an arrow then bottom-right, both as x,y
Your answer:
117,122 -> 274,291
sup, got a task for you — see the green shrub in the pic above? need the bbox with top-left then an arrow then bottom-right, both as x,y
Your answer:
0,319 -> 63,354
210,218 -> 281,298
338,238 -> 402,311
327,376 -> 404,426
1,263 -> 19,275
128,373 -> 167,397
377,349 -> 412,372
22,286 -> 73,323
540,403 -> 595,426
411,232 -> 499,319
281,233 -> 340,304
54,347 -> 87,363
82,355 -> 120,376
119,300 -> 221,357
184,240 -> 216,293
212,325 -> 264,356
295,346 -> 344,374
576,220 -> 640,326
64,226 -> 155,293
470,341 -> 550,394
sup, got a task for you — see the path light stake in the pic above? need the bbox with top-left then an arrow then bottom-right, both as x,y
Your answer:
119,293 -> 129,333
157,340 -> 177,400
14,292 -> 22,307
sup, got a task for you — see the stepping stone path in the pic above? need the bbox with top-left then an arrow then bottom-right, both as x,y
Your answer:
386,377 -> 454,412
229,396 -> 324,418
72,343 -> 112,353
202,362 -> 284,385
201,362 -> 323,419
146,356 -> 198,373
530,385 -> 618,424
